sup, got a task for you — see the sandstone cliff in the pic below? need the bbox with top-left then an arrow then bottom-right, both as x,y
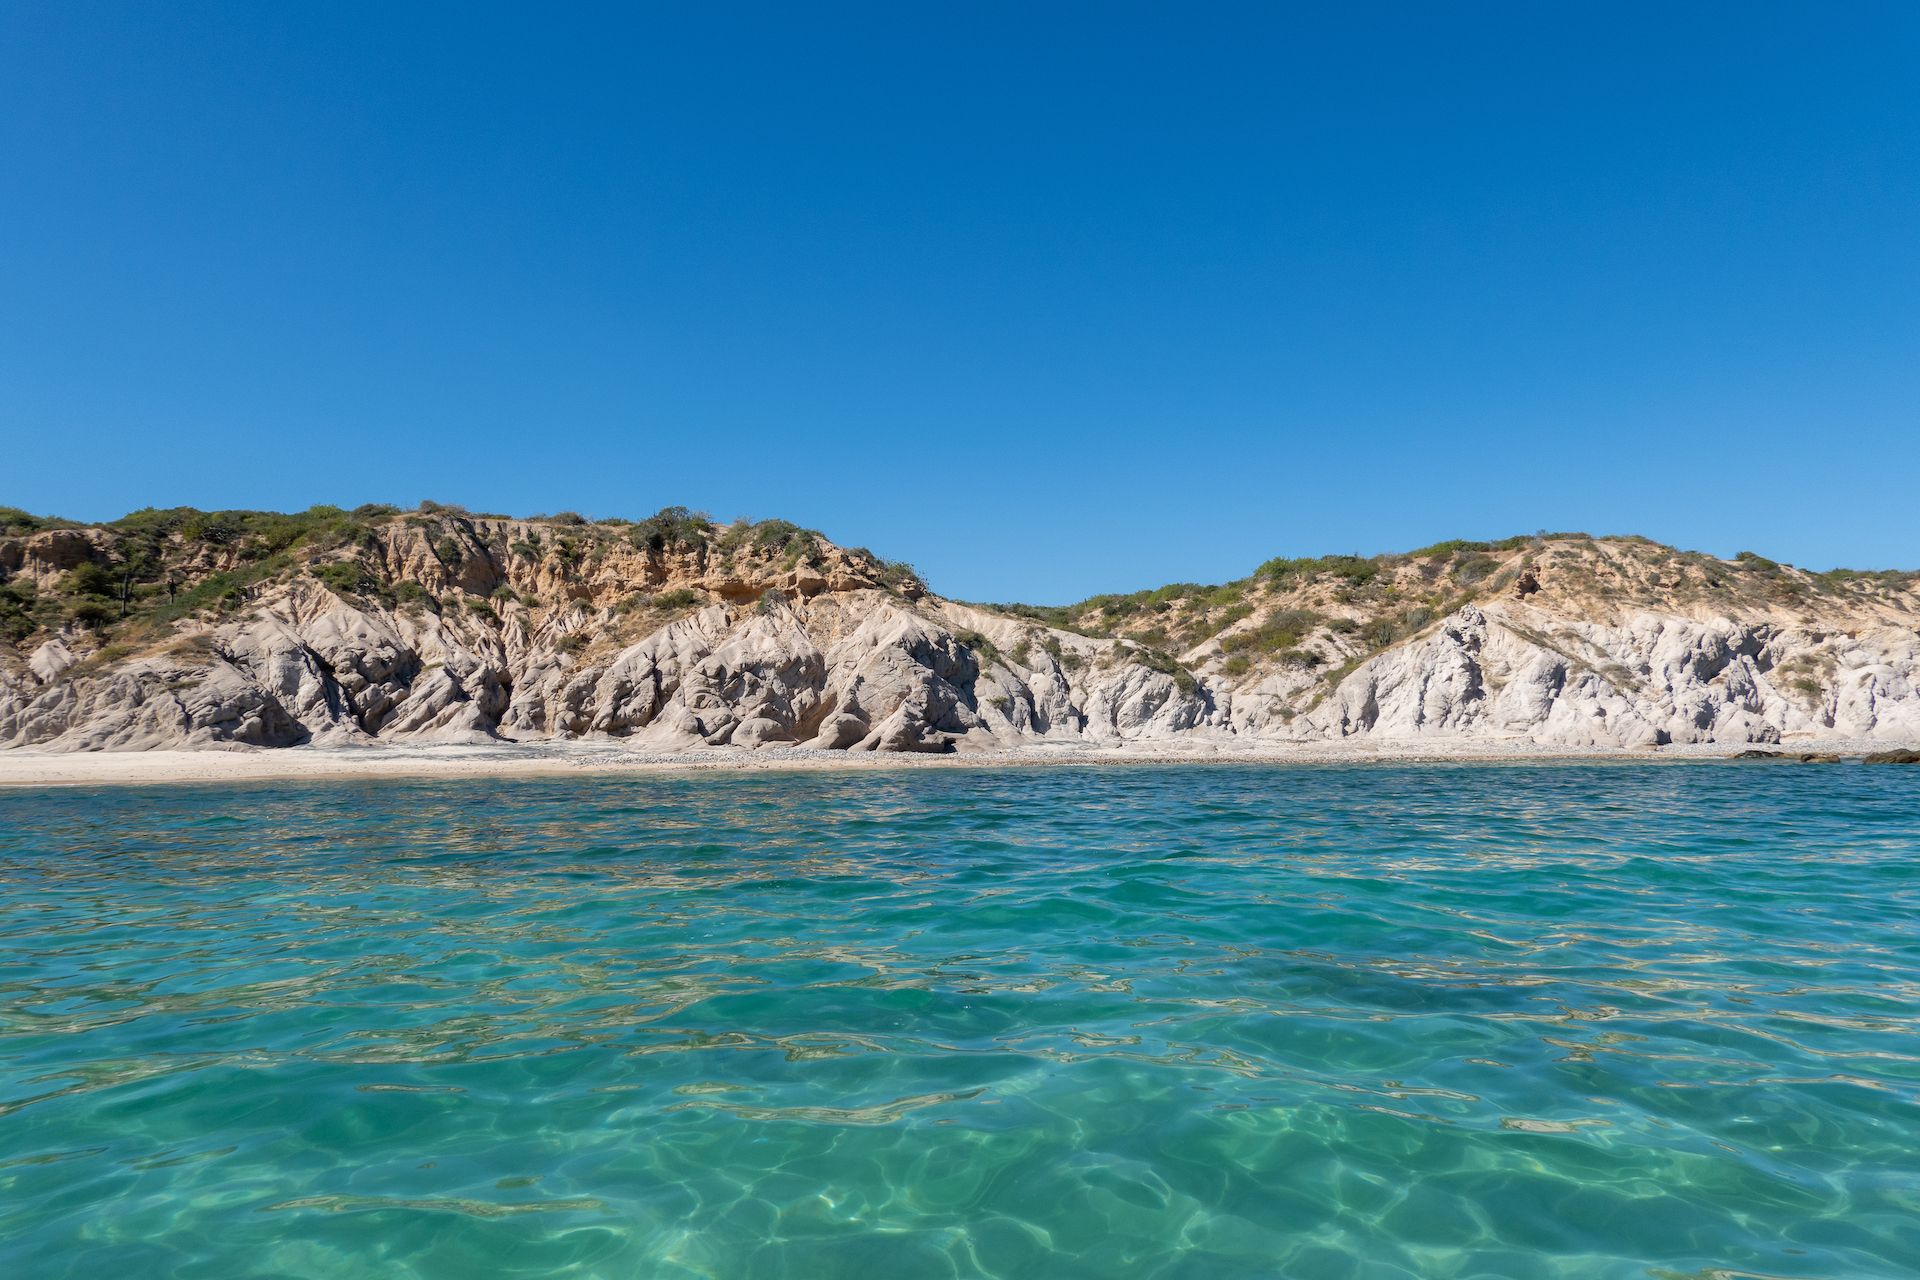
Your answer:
3,506 -> 1916,752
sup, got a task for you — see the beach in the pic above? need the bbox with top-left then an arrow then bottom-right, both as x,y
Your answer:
1,736 -> 1906,787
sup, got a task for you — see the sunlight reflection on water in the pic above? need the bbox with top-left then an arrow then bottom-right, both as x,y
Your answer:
2,763 -> 1919,1277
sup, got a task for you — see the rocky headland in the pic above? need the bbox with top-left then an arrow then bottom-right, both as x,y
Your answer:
3,503 -> 1918,758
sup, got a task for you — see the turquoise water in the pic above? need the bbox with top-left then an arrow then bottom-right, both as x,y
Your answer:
3,765 -> 1919,1278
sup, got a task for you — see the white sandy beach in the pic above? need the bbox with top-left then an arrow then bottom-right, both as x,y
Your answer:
0,737 -> 1900,788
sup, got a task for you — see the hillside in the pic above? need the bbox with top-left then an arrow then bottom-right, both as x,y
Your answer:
996,533 -> 1920,741
3,504 -> 1918,752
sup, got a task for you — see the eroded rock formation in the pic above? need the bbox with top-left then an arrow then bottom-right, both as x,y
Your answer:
3,508 -> 1917,752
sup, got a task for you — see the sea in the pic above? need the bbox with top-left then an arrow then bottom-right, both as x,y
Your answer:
3,762 -> 1918,1278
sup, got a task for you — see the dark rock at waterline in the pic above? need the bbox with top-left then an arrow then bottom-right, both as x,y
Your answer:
1864,749 -> 1920,765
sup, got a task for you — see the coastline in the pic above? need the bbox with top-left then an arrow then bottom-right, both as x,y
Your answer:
0,736 -> 1904,788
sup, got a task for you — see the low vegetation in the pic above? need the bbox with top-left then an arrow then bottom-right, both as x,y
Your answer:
978,532 -> 1920,715
1129,645 -> 1197,694
6,509 -> 1916,732
0,502 -> 925,653
629,506 -> 713,552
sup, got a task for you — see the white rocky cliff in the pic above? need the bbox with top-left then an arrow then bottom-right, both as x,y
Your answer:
2,508 -> 1916,753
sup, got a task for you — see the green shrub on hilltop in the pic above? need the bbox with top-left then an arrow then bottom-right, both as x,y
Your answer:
631,506 -> 714,552
105,505 -> 375,558
1407,539 -> 1490,559
0,507 -> 78,536
751,519 -> 806,549
991,602 -> 1079,630
1816,566 -> 1920,589
874,559 -> 922,593
1255,554 -> 1380,588
1023,579 -> 1223,633
714,517 -> 816,559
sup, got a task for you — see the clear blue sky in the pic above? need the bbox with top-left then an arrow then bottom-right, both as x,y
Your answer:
3,3 -> 1915,602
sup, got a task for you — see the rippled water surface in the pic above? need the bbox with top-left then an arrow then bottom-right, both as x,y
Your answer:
4,764 -> 1920,1278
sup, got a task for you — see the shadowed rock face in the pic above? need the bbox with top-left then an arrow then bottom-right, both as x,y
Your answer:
3,514 -> 1918,752
0,587 -> 1215,753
